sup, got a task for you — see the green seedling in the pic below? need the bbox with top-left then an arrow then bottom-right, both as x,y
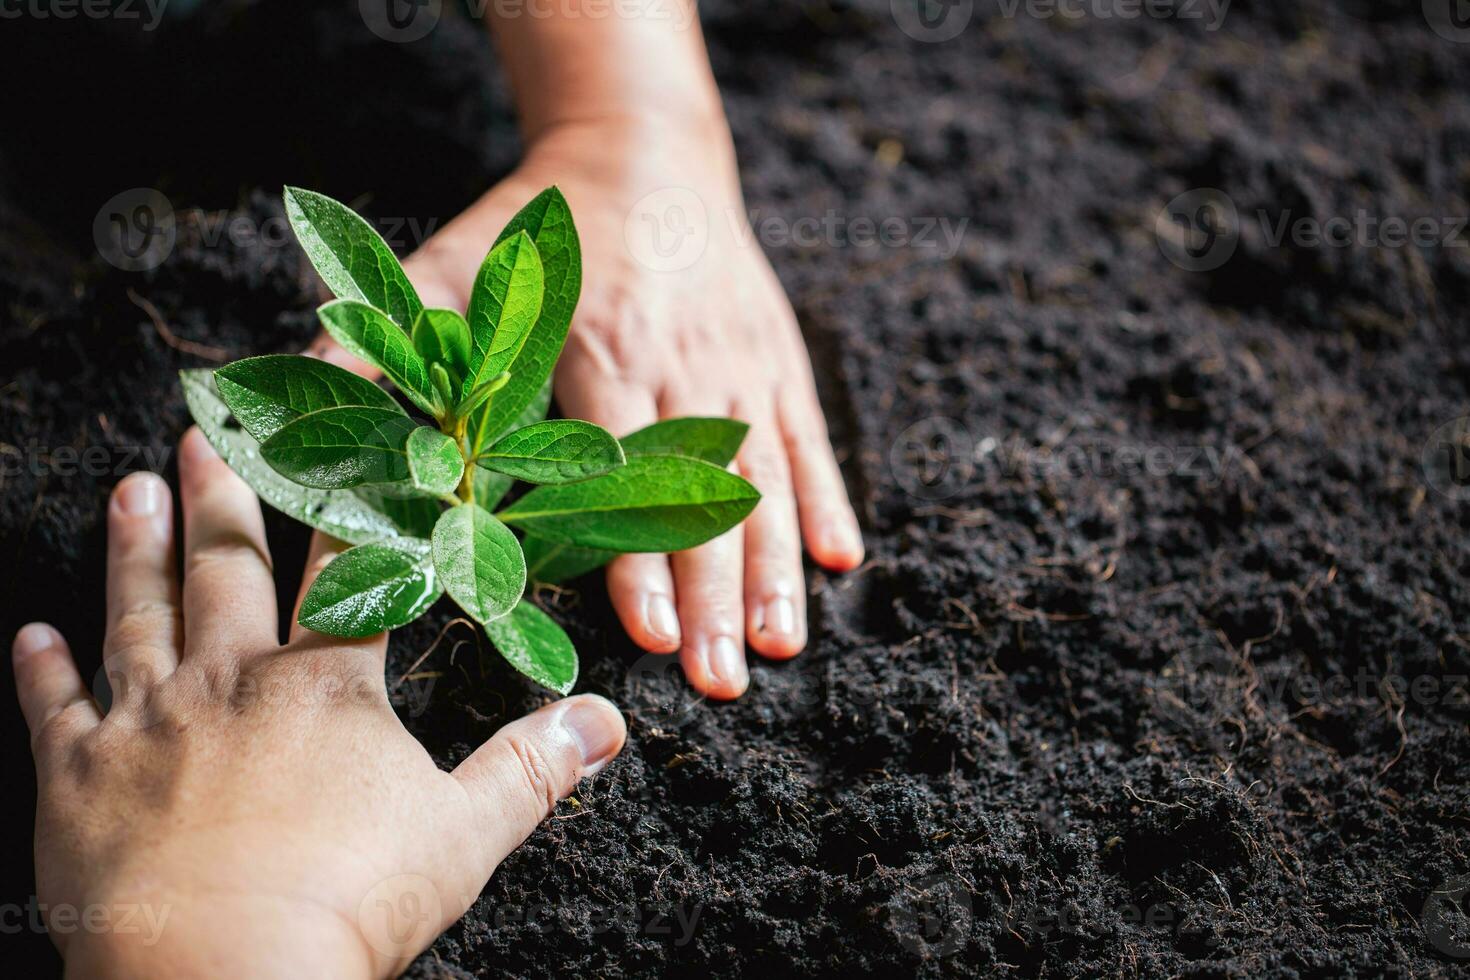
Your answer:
181,186 -> 758,694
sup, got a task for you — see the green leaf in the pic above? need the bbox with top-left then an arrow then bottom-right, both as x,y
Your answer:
463,231 -> 544,399
214,355 -> 403,443
497,455 -> 760,552
458,371 -> 510,421
484,599 -> 578,695
261,406 -> 417,489
473,467 -> 514,515
431,504 -> 526,625
317,300 -> 438,417
478,420 -> 624,485
412,308 -> 472,385
181,369 -> 432,544
406,427 -> 464,497
475,189 -> 581,442
522,536 -> 616,584
467,373 -> 551,470
621,417 -> 749,466
297,539 -> 439,638
284,186 -> 422,334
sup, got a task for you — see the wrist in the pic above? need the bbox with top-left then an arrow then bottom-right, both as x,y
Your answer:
62,890 -> 377,980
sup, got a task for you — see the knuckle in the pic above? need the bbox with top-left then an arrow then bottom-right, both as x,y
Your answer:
108,600 -> 178,653
503,733 -> 564,815
739,445 -> 789,487
31,699 -> 94,755
186,538 -> 267,578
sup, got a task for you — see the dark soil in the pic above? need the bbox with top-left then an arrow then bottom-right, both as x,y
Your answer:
4,1 -> 1470,976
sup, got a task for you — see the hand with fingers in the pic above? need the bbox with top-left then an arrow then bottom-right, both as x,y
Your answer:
311,24 -> 865,699
12,431 -> 628,978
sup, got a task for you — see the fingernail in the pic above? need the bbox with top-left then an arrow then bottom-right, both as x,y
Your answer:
646,594 -> 680,644
561,695 -> 626,777
708,636 -> 748,691
13,623 -> 60,661
115,472 -> 162,517
762,597 -> 796,637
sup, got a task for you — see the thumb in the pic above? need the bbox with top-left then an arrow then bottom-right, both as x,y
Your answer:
452,694 -> 627,866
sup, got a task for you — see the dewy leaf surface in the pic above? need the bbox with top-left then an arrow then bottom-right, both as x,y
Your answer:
476,189 -> 581,441
463,231 -> 544,398
181,369 -> 431,544
497,455 -> 760,552
284,186 -> 423,334
479,420 -> 624,484
431,505 -> 526,625
484,599 -> 578,694
261,406 -> 417,489
214,354 -> 402,443
619,417 -> 749,466
317,300 -> 438,416
297,539 -> 439,638
406,426 -> 464,497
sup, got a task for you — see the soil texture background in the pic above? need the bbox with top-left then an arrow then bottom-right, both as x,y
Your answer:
2,1 -> 1469,976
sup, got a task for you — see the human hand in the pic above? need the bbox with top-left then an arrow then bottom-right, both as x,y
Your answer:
13,431 -> 627,978
313,114 -> 864,701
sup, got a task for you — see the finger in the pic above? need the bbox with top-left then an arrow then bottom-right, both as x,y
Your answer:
556,375 -> 678,654
13,623 -> 99,751
671,524 -> 748,700
304,332 -> 380,380
288,532 -> 390,661
778,381 -> 865,571
103,472 -> 181,703
178,427 -> 278,657
607,556 -> 680,653
452,694 -> 626,869
736,404 -> 807,660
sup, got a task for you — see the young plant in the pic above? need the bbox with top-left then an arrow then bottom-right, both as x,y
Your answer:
180,187 -> 759,694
